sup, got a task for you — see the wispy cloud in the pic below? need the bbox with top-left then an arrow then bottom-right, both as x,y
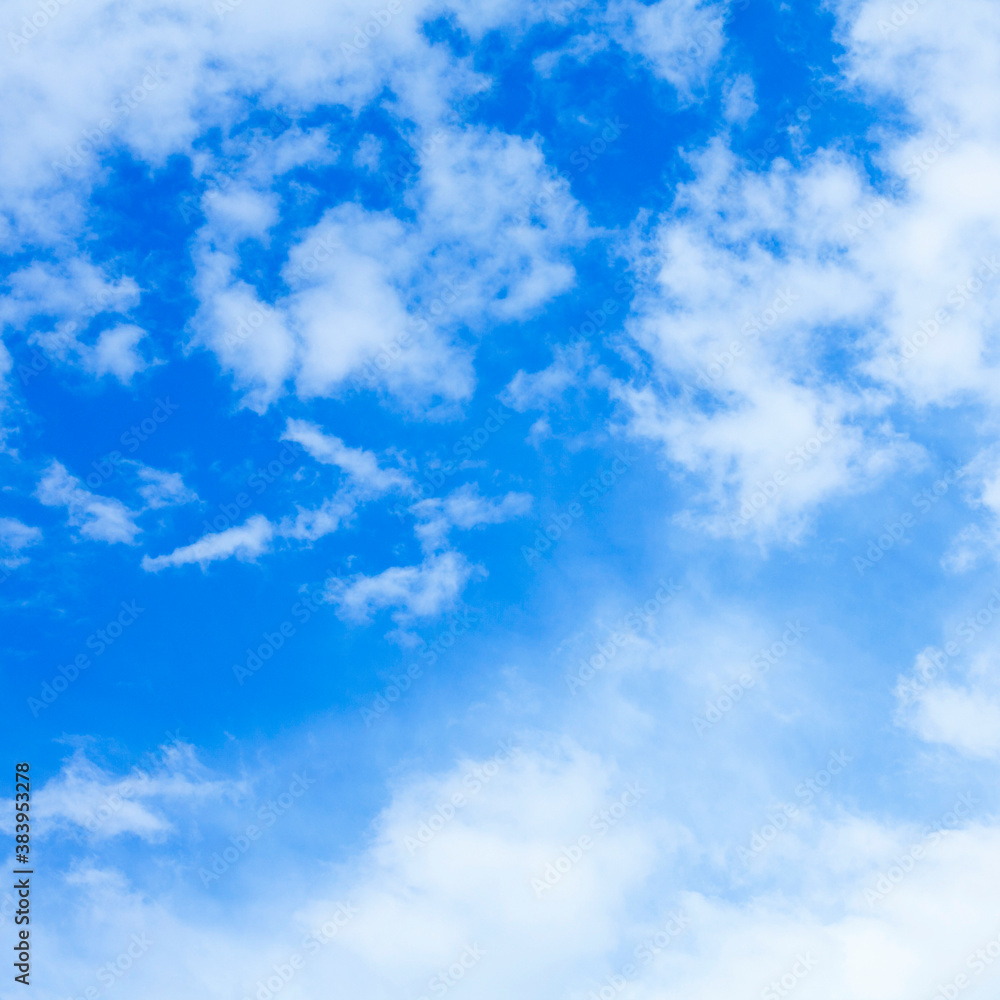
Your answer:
37,460 -> 141,544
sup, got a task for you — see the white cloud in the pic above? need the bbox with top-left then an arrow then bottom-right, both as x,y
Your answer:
31,743 -> 243,842
137,466 -> 198,510
25,318 -> 152,385
412,483 -> 533,551
201,186 -> 280,242
605,130 -> 937,539
277,494 -> 357,543
189,258 -> 295,412
282,419 -> 411,494
0,260 -> 149,384
328,550 -> 483,623
609,0 -> 726,96
940,449 -> 1000,571
142,513 -> 273,571
0,516 -> 41,552
24,729 -> 1000,1000
90,323 -> 151,382
0,259 -> 139,328
353,134 -> 382,171
36,460 -> 141,544
406,127 -> 587,322
723,73 -> 757,125
540,0 -> 1000,542
532,0 -> 727,94
326,484 -> 529,622
897,623 -> 1000,758
189,123 -> 588,411
503,342 -> 594,413
0,0 -> 717,433
905,684 -> 1000,758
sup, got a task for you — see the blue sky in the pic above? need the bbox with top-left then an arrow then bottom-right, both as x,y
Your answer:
5,0 -> 1000,997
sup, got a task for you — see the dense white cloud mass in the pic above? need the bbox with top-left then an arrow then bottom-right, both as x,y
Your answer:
22,695 -> 1000,1000
593,0 -> 1000,541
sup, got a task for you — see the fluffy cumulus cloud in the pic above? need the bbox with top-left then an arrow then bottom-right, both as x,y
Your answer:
577,0 -> 1000,542
607,142 -> 913,540
0,0 -> 598,416
188,131 -> 586,411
